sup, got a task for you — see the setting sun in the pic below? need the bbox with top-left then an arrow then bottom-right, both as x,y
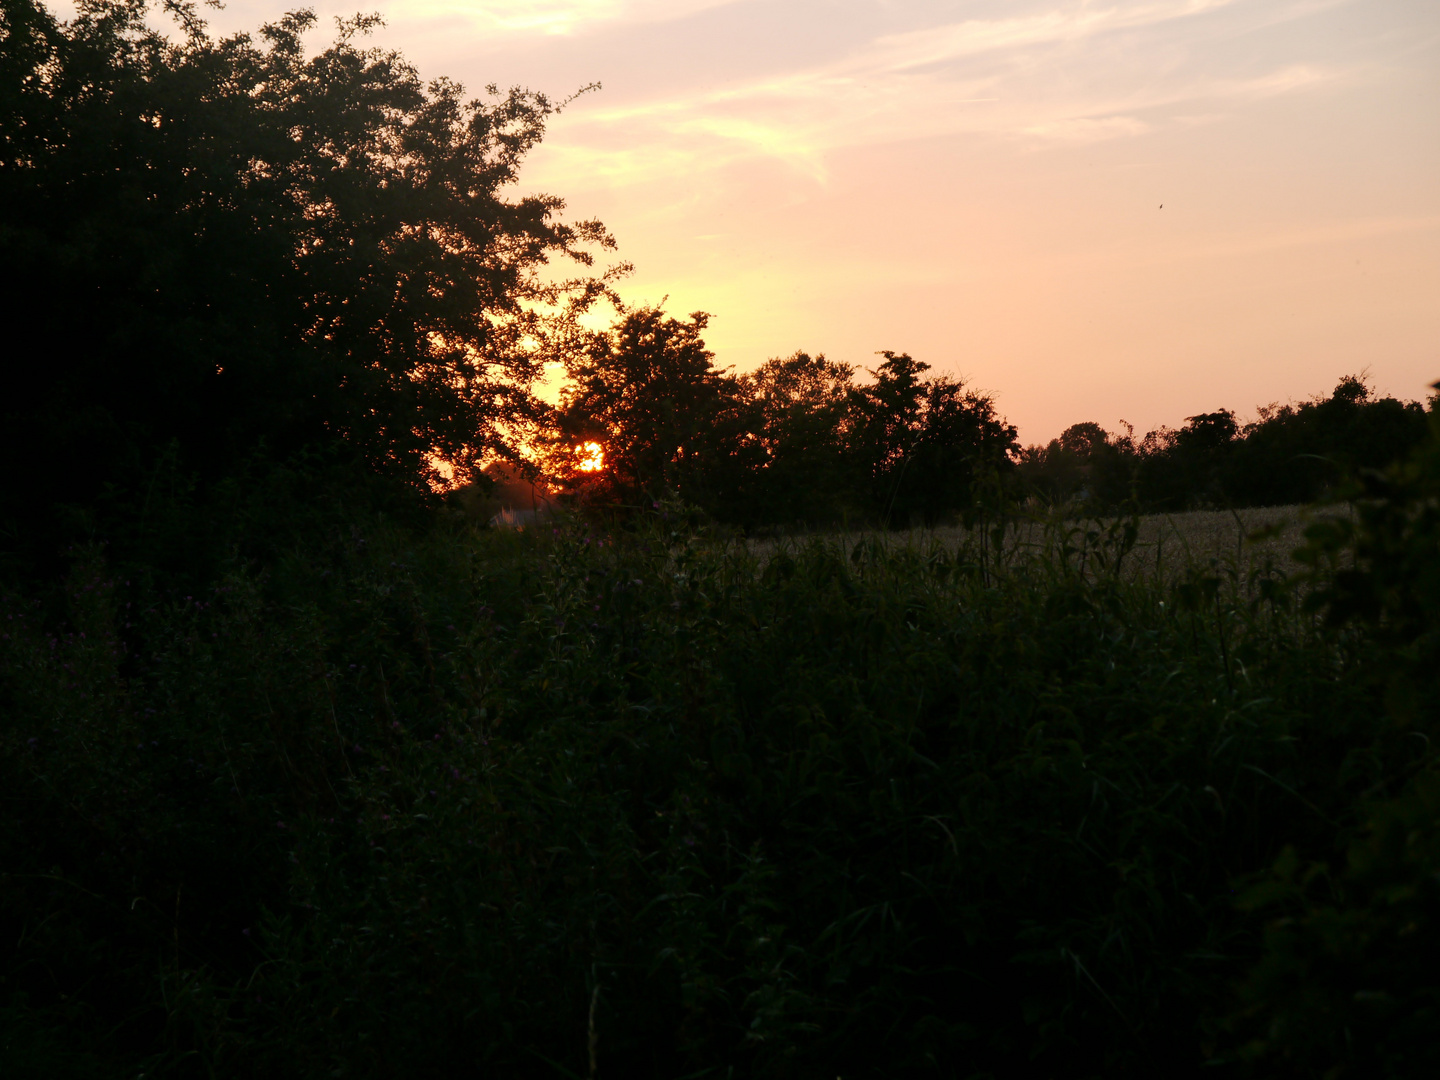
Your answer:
575,441 -> 605,472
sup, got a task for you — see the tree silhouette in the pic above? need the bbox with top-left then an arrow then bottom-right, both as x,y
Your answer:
740,351 -> 856,524
556,307 -> 757,508
1,0 -> 618,561
850,351 -> 931,483
1018,377 -> 1432,513
850,352 -> 1018,526
1224,376 -> 1429,506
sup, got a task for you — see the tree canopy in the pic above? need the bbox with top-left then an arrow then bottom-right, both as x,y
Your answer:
555,325 -> 1020,528
1,0 -> 619,560
850,352 -> 1019,527
553,307 -> 759,509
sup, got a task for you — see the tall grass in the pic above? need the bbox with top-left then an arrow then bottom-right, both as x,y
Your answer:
2,478 -> 1435,1076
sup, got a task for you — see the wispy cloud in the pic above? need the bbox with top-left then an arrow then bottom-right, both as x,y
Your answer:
533,1 -> 1348,190
381,0 -> 741,36
869,0 -> 1246,70
1024,115 -> 1153,142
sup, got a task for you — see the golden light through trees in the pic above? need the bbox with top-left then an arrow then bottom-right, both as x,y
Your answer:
576,441 -> 605,472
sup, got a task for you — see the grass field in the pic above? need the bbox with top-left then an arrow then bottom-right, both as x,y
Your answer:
751,504 -> 1338,581
1,482 -> 1434,1078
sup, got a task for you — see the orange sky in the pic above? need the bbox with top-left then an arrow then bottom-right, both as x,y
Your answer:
188,2 -> 1440,441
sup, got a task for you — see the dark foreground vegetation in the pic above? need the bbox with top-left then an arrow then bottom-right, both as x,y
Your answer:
4,422 -> 1440,1079
4,3 -> 1440,1077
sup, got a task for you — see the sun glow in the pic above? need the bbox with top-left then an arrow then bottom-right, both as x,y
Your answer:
575,442 -> 605,472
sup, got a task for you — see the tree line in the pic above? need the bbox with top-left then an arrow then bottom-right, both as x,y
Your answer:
547,310 -> 1018,530
545,309 -> 1433,528
1017,374 -> 1434,515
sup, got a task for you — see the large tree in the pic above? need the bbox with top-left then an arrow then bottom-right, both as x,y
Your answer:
0,0 -> 619,555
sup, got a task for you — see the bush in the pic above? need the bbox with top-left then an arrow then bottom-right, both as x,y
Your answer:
1227,400 -> 1440,1078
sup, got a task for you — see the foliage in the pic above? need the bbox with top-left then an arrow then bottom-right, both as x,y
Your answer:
1227,397 -> 1440,1077
848,352 -> 1020,527
558,335 -> 1019,530
739,351 -> 858,526
0,0 -> 619,568
1226,377 -> 1430,508
553,306 -> 760,512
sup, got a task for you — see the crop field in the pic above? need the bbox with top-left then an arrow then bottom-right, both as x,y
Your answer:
751,504 -> 1337,579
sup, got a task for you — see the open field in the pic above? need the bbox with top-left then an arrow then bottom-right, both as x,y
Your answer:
749,504 -> 1343,579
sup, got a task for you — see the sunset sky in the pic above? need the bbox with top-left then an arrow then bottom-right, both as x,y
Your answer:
194,1 -> 1437,442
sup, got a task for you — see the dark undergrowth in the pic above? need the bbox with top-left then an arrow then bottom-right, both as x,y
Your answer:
2,430 -> 1437,1079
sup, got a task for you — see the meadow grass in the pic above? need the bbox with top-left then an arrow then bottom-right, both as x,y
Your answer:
746,506 -> 1350,611
0,489 -> 1433,1078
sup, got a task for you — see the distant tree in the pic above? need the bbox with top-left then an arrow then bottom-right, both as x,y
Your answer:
1057,422 -> 1110,458
1029,376 -> 1433,514
1161,409 -> 1238,505
905,375 -> 1020,523
1017,421 -> 1118,506
850,352 -> 1018,527
1109,409 -> 1235,510
850,351 -> 931,489
555,307 -> 758,510
0,0 -> 618,563
740,351 -> 857,525
1176,410 -> 1239,453
1226,375 -> 1429,506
